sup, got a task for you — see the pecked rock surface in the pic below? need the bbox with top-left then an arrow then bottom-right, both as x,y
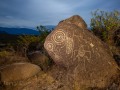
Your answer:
44,15 -> 119,89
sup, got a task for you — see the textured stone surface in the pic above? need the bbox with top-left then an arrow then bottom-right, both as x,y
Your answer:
0,63 -> 41,83
59,15 -> 87,29
44,15 -> 119,88
1,70 -> 64,90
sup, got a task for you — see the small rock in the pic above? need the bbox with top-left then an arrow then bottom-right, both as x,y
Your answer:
27,51 -> 51,71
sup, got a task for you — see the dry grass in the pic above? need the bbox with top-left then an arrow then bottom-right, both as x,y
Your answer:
0,51 -> 11,58
0,50 -> 29,67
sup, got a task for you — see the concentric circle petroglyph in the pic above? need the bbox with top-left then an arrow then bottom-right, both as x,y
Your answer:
45,42 -> 54,52
52,29 -> 66,44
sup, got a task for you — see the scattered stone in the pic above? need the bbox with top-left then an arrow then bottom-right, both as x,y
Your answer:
44,15 -> 119,89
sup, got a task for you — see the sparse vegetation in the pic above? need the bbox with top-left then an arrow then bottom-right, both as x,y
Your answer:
0,51 -> 11,58
15,25 -> 50,56
37,25 -> 51,43
90,10 -> 120,58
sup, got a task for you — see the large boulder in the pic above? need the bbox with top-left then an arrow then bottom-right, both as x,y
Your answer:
0,63 -> 41,83
44,15 -> 119,89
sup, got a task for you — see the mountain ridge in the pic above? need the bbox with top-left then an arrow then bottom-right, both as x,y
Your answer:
0,25 -> 55,35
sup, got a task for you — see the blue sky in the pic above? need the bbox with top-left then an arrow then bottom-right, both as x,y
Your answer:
0,0 -> 120,28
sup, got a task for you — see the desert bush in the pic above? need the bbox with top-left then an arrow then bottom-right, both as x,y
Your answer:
0,51 -> 11,58
90,10 -> 120,45
90,10 -> 120,56
36,25 -> 51,43
16,35 -> 40,56
17,35 -> 40,47
16,25 -> 51,56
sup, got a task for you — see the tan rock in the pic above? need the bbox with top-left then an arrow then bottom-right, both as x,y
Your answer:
0,63 -> 41,83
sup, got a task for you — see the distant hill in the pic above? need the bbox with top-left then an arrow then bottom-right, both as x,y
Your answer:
0,25 -> 56,35
0,27 -> 39,35
0,30 -> 8,34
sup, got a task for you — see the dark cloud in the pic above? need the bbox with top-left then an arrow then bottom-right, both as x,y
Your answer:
0,0 -> 120,27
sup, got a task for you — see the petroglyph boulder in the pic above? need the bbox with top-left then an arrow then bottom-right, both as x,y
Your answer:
44,15 -> 119,88
0,63 -> 41,83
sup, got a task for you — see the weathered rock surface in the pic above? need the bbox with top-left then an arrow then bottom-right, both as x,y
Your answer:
60,15 -> 87,29
0,63 -> 41,83
27,51 -> 50,71
1,69 -> 64,90
44,15 -> 119,89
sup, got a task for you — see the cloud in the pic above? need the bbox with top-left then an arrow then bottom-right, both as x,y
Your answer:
0,16 -> 37,28
0,0 -> 120,27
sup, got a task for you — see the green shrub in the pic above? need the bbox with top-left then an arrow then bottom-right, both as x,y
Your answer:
90,10 -> 120,45
16,35 -> 40,56
36,25 -> 51,43
90,10 -> 120,56
17,35 -> 40,47
16,25 -> 51,56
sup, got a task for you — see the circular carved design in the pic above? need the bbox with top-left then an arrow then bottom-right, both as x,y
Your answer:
78,46 -> 85,57
45,42 -> 54,52
52,30 -> 66,44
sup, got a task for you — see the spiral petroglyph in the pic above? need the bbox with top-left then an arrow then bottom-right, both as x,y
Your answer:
52,29 -> 66,44
45,42 -> 54,52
